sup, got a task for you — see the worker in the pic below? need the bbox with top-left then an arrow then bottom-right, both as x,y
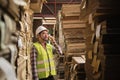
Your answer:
30,25 -> 62,80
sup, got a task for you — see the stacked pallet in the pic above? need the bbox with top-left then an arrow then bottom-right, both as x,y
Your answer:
16,2 -> 33,80
98,17 -> 120,80
79,0 -> 120,80
71,57 -> 86,80
61,4 -> 86,80
55,10 -> 65,80
0,0 -> 19,79
0,0 -> 33,80
56,55 -> 65,80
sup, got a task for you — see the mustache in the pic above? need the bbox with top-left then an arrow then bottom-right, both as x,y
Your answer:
42,37 -> 48,41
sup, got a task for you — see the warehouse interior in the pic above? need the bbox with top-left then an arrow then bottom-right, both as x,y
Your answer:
0,0 -> 120,80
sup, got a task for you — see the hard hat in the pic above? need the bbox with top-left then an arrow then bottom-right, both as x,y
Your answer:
35,25 -> 48,37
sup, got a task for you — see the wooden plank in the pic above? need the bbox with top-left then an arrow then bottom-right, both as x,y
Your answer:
86,33 -> 95,45
66,43 -> 86,53
62,6 -> 80,14
80,0 -> 120,20
93,41 -> 99,54
0,0 -> 19,20
65,52 -> 85,62
63,28 -> 86,39
62,20 -> 86,24
30,0 -> 43,13
17,35 -> 27,80
87,50 -> 93,60
62,4 -> 80,17
62,23 -> 86,29
65,52 -> 85,56
86,50 -> 93,63
62,16 -> 80,20
72,56 -> 86,64
67,43 -> 86,50
65,38 -> 85,44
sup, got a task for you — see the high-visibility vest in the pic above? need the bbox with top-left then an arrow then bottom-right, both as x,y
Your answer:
33,42 -> 56,79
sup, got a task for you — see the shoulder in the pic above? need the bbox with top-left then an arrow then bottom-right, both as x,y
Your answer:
47,43 -> 53,50
47,43 -> 52,47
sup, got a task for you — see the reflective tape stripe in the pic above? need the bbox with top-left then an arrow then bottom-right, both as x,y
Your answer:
37,68 -> 49,72
37,61 -> 44,64
37,59 -> 54,64
37,66 -> 56,72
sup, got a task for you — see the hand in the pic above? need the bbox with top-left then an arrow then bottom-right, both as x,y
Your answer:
48,35 -> 56,43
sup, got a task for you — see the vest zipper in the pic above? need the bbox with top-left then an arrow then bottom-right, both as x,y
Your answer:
46,49 -> 51,75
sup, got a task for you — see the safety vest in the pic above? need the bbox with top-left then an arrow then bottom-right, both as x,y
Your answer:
33,42 -> 56,79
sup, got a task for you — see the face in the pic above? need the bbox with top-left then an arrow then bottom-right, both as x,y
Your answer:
38,30 -> 49,41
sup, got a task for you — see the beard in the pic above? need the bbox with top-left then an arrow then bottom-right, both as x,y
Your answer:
42,37 -> 49,42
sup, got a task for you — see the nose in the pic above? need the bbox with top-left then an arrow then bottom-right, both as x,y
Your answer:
45,33 -> 48,37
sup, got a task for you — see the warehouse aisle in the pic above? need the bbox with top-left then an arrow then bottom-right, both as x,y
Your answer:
1,0 -> 120,80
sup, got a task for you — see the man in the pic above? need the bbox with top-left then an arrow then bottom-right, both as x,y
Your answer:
30,25 -> 62,80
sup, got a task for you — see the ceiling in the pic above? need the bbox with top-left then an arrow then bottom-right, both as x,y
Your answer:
32,0 -> 81,18
30,0 -> 81,27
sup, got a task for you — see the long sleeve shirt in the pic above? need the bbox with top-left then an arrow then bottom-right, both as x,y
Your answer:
30,42 -> 62,80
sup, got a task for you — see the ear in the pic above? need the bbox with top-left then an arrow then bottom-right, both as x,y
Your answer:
36,34 -> 39,39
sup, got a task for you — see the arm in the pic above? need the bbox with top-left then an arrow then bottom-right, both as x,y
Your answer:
49,35 -> 63,55
30,46 -> 39,80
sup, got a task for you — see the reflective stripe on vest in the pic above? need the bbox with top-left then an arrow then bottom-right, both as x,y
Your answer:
37,66 -> 56,72
37,58 -> 54,64
33,42 -> 56,79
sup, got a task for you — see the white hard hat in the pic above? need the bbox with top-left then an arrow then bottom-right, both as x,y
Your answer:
35,25 -> 48,37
